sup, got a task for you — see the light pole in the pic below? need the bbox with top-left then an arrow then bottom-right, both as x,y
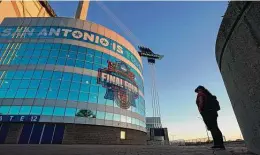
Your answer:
197,116 -> 210,142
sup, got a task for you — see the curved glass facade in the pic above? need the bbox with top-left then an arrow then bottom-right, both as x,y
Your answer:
0,17 -> 146,132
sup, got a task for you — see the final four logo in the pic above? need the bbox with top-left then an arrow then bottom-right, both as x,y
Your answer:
97,61 -> 139,109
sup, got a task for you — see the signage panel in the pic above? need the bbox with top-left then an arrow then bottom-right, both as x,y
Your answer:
0,115 -> 40,122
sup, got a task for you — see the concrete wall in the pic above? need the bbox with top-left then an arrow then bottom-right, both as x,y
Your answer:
216,2 -> 260,154
0,1 -> 54,24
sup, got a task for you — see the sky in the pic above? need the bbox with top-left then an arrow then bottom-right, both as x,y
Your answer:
49,1 -> 242,141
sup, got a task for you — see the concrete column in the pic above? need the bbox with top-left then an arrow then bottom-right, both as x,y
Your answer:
216,2 -> 260,154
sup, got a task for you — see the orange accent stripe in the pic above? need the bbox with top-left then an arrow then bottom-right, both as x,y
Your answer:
11,1 -> 21,17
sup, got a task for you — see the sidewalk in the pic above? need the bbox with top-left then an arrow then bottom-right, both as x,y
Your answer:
0,144 -> 254,155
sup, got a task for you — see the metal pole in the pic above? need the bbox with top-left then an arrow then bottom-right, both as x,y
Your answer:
75,0 -> 90,20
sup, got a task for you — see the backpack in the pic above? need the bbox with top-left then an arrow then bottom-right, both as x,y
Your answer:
209,95 -> 221,111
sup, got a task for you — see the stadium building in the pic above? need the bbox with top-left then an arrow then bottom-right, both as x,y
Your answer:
0,2 -> 146,144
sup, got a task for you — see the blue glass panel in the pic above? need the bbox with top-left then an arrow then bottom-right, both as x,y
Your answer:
113,114 -> 120,121
86,55 -> 93,62
26,89 -> 37,98
91,77 -> 97,85
106,100 -> 114,107
87,49 -> 94,55
30,106 -> 42,115
5,71 -> 15,79
72,74 -> 82,82
89,94 -> 97,103
49,80 -> 60,89
0,106 -> 10,114
96,111 -> 105,119
84,62 -> 92,69
15,89 -> 27,98
19,80 -> 29,89
42,71 -> 53,79
36,90 -> 47,99
29,80 -> 40,89
121,115 -> 126,122
34,43 -> 44,49
105,112 -> 113,120
98,97 -> 106,105
70,82 -> 80,91
62,72 -> 72,81
41,50 -> 50,57
42,107 -> 54,115
53,43 -> 61,50
47,57 -> 57,64
23,71 -> 34,79
53,72 -> 63,80
59,81 -> 70,90
58,50 -> 67,58
44,43 -> 52,49
9,106 -> 21,115
6,89 -> 16,98
94,57 -> 101,64
39,80 -> 50,89
78,92 -> 89,102
77,47 -> 85,53
29,58 -> 38,64
90,85 -> 99,94
68,91 -> 79,101
19,106 -> 31,115
57,58 -> 66,65
75,60 -> 84,68
68,51 -> 76,59
65,108 -> 76,116
66,59 -> 75,66
47,89 -> 58,99
53,107 -> 65,116
10,80 -> 20,89
57,90 -> 68,100
61,44 -> 70,50
1,80 -> 10,88
77,52 -> 85,60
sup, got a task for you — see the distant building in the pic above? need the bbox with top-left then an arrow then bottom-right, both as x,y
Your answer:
146,117 -> 162,130
0,0 -> 56,23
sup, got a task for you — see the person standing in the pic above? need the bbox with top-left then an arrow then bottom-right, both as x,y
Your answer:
195,85 -> 225,149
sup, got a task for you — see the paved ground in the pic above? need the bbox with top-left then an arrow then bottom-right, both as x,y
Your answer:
0,144 -> 254,155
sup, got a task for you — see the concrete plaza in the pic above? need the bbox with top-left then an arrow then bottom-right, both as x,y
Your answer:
0,143 -> 254,155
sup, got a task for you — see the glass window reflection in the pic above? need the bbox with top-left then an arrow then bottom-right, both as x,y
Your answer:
105,112 -> 113,120
65,108 -> 76,116
96,111 -> 105,119
113,114 -> 120,121
30,106 -> 42,115
53,107 -> 65,116
42,107 -> 54,115
9,106 -> 21,115
0,106 -> 10,114
19,106 -> 31,115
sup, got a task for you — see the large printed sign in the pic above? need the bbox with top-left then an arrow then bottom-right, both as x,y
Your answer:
0,26 -> 142,71
97,61 -> 139,109
0,115 -> 40,122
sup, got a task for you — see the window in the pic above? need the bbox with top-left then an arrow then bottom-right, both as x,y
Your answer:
62,72 -> 72,81
65,108 -> 76,117
53,107 -> 65,116
26,89 -> 37,98
59,81 -> 70,90
127,117 -> 131,123
30,106 -> 42,115
72,74 -> 82,82
9,106 -> 21,115
19,106 -> 31,115
68,91 -> 79,101
70,82 -> 80,91
113,114 -> 120,121
78,92 -> 89,102
15,89 -> 27,98
120,131 -> 126,140
0,106 -> 10,114
89,94 -> 97,103
42,71 -> 53,79
96,111 -> 105,119
57,90 -> 69,100
42,107 -> 54,115
47,89 -> 58,99
105,112 -> 113,120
